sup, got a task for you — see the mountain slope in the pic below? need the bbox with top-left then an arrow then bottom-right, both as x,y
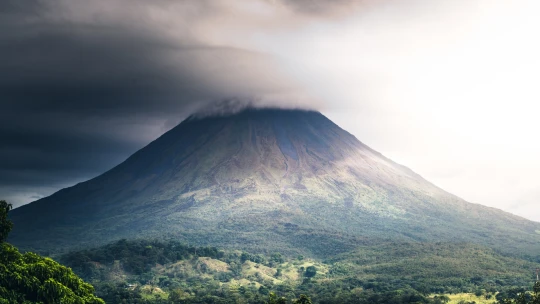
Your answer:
8,109 -> 540,256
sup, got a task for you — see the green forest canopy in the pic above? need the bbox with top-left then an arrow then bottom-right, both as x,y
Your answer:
0,200 -> 104,304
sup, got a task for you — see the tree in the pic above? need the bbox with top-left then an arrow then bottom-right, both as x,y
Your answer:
499,282 -> 540,304
293,294 -> 312,304
0,200 -> 13,243
304,266 -> 317,278
169,288 -> 188,303
267,292 -> 287,304
0,200 -> 104,304
271,253 -> 284,264
433,295 -> 451,304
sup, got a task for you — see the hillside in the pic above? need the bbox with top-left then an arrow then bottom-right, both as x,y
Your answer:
8,108 -> 540,257
59,239 -> 538,304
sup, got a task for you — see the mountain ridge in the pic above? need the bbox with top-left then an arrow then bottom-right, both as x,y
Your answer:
9,108 -> 540,257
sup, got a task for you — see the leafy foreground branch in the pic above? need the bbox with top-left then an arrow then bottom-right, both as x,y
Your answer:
0,200 -> 104,304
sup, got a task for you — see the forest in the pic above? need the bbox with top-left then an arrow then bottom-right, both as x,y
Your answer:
2,200 -> 540,304
58,238 -> 539,304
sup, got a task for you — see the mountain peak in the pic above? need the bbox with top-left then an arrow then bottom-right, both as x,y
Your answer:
9,108 -> 540,256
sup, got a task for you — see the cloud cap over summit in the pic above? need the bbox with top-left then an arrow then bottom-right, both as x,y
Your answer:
2,0 -> 540,222
0,0 -> 334,206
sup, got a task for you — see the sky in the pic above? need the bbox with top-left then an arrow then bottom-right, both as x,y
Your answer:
1,0 -> 539,221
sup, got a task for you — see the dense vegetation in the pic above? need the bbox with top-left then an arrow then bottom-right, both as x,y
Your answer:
5,195 -> 540,303
59,238 -> 540,304
0,200 -> 104,304
497,282 -> 540,304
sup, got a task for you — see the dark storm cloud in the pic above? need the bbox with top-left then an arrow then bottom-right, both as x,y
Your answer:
281,0 -> 368,15
0,0 -> 318,207
3,0 -> 536,221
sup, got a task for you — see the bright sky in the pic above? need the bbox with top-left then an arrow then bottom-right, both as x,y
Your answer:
225,0 -> 540,221
307,0 -> 540,221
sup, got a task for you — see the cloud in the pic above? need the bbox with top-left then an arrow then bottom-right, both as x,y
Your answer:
1,0 -> 367,207
2,0 -> 540,223
0,0 -> 301,206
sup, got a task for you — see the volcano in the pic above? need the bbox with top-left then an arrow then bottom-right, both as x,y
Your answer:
9,108 -> 540,256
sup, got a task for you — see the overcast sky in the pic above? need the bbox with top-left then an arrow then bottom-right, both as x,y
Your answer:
1,0 -> 539,221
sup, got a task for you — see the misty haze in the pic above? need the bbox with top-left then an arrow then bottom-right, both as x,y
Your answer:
1,1 -> 540,304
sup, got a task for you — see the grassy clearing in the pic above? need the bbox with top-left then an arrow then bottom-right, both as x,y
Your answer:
440,293 -> 495,304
